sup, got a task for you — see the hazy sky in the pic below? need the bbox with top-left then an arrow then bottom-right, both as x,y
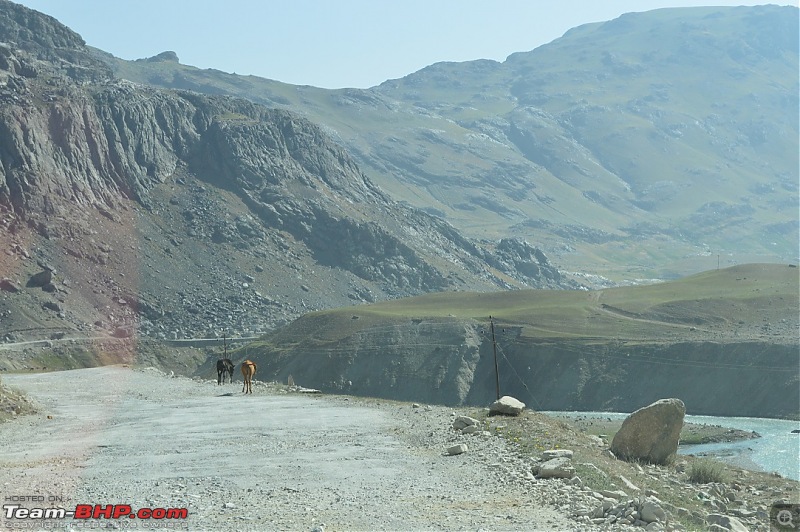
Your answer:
13,0 -> 800,89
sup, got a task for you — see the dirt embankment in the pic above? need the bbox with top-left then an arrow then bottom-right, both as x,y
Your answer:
249,319 -> 799,419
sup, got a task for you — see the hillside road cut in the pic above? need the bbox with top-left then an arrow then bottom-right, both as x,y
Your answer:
0,366 -> 593,531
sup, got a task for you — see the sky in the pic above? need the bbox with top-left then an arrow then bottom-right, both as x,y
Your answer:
13,0 -> 800,89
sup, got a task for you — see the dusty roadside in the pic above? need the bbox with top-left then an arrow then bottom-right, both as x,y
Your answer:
0,366 -> 588,531
0,366 -> 797,531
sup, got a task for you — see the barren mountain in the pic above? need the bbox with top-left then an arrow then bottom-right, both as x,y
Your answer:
0,0 -> 571,348
107,5 -> 799,281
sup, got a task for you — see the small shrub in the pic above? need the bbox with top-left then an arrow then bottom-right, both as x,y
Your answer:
688,459 -> 725,484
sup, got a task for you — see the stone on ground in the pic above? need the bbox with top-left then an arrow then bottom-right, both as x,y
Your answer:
705,513 -> 749,532
446,443 -> 468,456
640,499 -> 667,523
611,398 -> 685,464
541,449 -> 573,460
489,395 -> 525,416
452,415 -> 479,430
535,457 -> 575,479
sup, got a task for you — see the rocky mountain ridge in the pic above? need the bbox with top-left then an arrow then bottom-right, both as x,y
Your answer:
106,5 -> 799,281
0,0 -> 571,345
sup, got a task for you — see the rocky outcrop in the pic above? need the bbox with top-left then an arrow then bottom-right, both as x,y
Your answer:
0,0 -> 110,81
482,238 -> 562,287
611,398 -> 686,465
260,317 -> 486,405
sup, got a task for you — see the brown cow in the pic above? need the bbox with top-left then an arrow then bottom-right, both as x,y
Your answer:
241,360 -> 257,394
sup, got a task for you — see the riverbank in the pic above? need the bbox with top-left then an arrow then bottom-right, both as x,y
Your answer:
546,411 -> 800,482
546,412 -> 762,446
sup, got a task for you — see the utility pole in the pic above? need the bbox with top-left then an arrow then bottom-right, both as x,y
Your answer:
223,331 -> 228,360
490,315 -> 500,400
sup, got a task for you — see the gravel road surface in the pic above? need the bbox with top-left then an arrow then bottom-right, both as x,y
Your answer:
0,366 -> 595,531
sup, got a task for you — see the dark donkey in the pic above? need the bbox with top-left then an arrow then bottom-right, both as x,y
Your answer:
217,359 -> 234,384
216,334 -> 235,385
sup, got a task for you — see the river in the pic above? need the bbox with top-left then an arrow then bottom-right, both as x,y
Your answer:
545,411 -> 799,481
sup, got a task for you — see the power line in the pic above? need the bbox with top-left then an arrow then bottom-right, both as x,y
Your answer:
495,342 -> 543,410
490,315 -> 500,400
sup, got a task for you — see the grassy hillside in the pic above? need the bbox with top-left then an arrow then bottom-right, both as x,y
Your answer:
267,263 -> 798,343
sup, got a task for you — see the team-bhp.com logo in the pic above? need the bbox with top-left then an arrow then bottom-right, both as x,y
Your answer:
3,504 -> 188,520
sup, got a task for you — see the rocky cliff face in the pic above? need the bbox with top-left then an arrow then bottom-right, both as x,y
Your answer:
252,317 -> 799,418
246,263 -> 799,418
0,1 -> 571,346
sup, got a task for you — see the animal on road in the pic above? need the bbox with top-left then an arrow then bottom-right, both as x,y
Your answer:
241,360 -> 257,394
217,359 -> 234,385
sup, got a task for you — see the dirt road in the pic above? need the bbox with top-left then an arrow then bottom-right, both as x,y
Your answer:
0,366 -> 590,531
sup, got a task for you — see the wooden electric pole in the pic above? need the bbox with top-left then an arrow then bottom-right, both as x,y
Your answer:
490,315 -> 500,400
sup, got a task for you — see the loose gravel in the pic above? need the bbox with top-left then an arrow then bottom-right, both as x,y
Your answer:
0,366 -> 609,531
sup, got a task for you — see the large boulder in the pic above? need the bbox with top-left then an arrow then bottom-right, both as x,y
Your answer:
611,398 -> 685,465
27,269 -> 53,288
489,395 -> 525,416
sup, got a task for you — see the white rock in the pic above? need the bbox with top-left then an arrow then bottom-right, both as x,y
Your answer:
535,457 -> 575,479
618,474 -> 640,491
601,489 -> 629,500
446,444 -> 468,456
489,396 -> 525,416
541,449 -> 573,460
640,500 -> 667,523
452,415 -> 480,430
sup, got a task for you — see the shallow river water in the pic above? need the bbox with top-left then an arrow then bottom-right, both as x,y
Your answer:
545,411 -> 799,481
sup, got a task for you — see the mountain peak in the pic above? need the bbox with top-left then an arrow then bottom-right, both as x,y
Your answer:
140,51 -> 180,63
